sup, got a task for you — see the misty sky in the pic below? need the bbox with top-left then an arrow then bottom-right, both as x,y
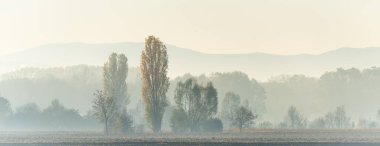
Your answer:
1,0 -> 380,56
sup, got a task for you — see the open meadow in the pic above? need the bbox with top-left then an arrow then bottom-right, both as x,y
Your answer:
0,129 -> 379,146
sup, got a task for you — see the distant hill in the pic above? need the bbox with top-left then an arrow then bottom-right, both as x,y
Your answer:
1,42 -> 380,81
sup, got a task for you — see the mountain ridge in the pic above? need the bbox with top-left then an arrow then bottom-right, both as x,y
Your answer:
1,42 -> 380,81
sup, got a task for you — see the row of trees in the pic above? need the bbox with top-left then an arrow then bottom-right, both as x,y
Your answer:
263,67 -> 380,123
0,97 -> 98,130
92,36 -> 170,134
90,35 -> 379,134
278,105 -> 352,129
92,36 -> 259,134
3,65 -> 380,132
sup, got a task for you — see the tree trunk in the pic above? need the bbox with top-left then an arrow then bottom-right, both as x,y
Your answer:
105,119 -> 109,135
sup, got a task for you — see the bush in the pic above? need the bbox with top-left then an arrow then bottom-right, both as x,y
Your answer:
170,109 -> 189,133
112,109 -> 134,134
118,113 -> 134,134
201,118 -> 223,133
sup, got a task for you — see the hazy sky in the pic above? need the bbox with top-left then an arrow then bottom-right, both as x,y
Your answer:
1,0 -> 380,56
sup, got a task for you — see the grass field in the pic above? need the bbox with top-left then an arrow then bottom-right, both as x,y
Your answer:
0,129 -> 379,145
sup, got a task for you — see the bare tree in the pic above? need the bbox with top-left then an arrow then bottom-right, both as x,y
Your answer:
324,112 -> 336,128
315,106 -> 351,129
141,36 -> 170,133
232,106 -> 257,132
334,105 -> 350,128
92,90 -> 115,135
284,106 -> 307,129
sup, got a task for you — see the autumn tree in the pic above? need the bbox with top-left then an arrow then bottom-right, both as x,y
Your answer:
172,78 -> 218,132
141,36 -> 170,133
232,106 -> 257,132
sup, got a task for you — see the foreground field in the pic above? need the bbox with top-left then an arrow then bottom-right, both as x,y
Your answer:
0,129 -> 380,145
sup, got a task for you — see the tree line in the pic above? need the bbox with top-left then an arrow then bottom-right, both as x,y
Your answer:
1,35 -> 380,133
91,36 -> 380,134
92,36 -> 258,134
0,97 -> 98,130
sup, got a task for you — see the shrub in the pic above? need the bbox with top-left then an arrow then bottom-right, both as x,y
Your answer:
201,118 -> 223,133
170,109 -> 189,133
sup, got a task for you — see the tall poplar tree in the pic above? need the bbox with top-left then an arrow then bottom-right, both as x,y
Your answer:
141,36 -> 170,133
102,53 -> 130,133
